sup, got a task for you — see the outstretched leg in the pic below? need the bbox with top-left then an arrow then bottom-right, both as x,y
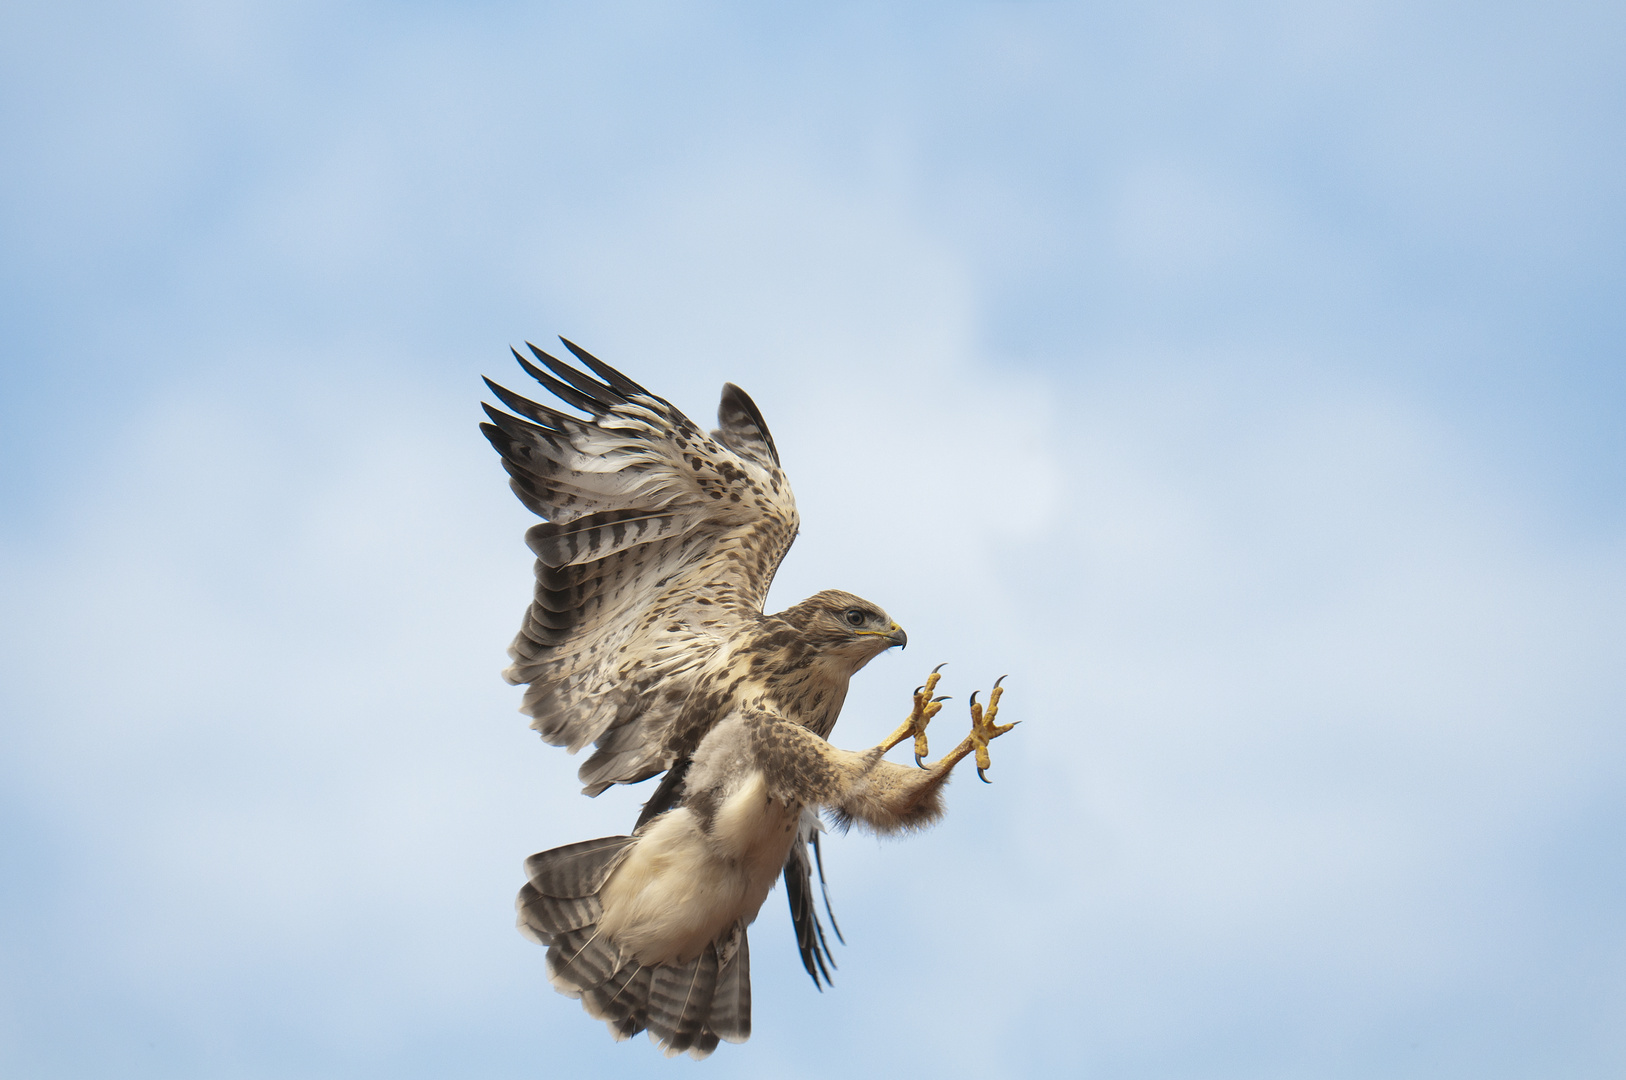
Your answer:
752,678 -> 1018,835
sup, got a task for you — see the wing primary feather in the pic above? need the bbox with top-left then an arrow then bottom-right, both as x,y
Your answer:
513,345 -> 604,414
785,847 -> 834,989
481,401 -> 566,446
505,475 -> 554,520
510,345 -> 564,392
526,342 -> 625,410
717,382 -> 781,466
483,378 -> 579,430
559,338 -> 655,398
811,922 -> 834,986
810,829 -> 845,944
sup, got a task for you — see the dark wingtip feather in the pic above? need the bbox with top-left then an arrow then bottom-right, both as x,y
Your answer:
484,377 -> 580,430
786,841 -> 841,990
810,831 -> 845,945
560,337 -> 653,398
481,400 -> 559,444
527,342 -> 624,410
510,344 -> 602,414
717,382 -> 781,466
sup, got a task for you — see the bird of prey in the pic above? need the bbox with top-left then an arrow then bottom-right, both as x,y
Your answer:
480,341 -> 1016,1058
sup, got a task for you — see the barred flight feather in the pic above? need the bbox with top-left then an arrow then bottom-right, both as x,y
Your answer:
481,343 -> 798,790
646,945 -> 719,1057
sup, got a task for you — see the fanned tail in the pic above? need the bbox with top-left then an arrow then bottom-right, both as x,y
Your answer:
518,835 -> 752,1058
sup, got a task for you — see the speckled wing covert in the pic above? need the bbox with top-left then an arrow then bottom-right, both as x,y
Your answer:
479,340 -> 800,796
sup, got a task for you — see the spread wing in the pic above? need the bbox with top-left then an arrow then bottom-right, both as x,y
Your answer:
480,340 -> 799,794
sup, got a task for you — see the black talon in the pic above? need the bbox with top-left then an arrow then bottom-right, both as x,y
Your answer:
969,691 -> 979,707
932,695 -> 951,703
914,751 -> 926,769
994,674 -> 1007,688
978,767 -> 991,784
932,662 -> 948,673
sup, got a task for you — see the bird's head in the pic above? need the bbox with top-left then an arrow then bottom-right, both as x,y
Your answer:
786,589 -> 906,673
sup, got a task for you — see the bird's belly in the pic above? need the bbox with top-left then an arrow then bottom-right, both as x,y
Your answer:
597,770 -> 799,965
711,769 -> 802,888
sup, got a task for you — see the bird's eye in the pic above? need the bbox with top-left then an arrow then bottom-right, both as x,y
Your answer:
844,609 -> 866,627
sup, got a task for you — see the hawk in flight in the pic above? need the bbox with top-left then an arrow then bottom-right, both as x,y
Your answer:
480,341 -> 1016,1058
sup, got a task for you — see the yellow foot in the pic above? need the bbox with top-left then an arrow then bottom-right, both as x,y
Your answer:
968,676 -> 1016,783
880,663 -> 949,766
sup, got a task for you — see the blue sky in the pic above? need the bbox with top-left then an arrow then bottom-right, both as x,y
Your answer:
2,2 -> 1623,1077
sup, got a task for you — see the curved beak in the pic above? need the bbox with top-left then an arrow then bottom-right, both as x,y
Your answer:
886,624 -> 908,649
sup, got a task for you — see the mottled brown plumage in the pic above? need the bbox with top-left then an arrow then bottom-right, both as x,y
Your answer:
483,342 -> 1015,1058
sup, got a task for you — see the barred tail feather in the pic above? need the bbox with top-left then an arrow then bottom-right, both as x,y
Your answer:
708,928 -> 751,1043
646,944 -> 719,1056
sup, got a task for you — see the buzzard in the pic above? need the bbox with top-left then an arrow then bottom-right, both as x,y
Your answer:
480,341 -> 1015,1058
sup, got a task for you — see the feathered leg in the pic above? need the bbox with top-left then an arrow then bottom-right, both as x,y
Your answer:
748,679 -> 1017,835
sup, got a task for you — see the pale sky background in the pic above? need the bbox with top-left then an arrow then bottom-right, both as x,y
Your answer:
2,2 -> 1624,1078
